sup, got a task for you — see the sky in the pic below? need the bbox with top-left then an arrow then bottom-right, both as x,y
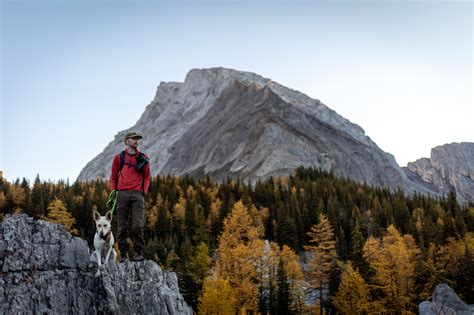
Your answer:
1,0 -> 473,184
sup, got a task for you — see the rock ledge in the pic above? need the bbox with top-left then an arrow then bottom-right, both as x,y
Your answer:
0,214 -> 192,314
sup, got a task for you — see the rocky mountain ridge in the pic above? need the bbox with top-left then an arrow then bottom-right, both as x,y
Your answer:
404,142 -> 473,204
419,283 -> 474,315
0,214 -> 192,314
78,67 -> 470,201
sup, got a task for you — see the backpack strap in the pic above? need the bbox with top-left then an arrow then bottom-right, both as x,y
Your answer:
119,151 -> 126,171
138,152 -> 147,195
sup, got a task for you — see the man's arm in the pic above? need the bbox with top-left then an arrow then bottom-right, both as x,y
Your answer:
110,155 -> 120,190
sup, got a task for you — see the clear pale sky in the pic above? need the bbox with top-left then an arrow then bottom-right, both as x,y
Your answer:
1,0 -> 473,184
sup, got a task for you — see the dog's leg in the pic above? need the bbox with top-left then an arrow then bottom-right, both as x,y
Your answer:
95,250 -> 102,278
105,247 -> 112,264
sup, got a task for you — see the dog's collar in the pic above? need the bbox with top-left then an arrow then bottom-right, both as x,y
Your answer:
100,231 -> 112,242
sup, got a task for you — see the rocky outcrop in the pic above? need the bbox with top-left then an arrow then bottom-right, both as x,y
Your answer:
404,142 -> 474,204
77,67 -> 439,197
0,214 -> 192,314
419,283 -> 474,315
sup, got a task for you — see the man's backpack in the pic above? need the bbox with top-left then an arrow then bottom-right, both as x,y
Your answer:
115,151 -> 149,194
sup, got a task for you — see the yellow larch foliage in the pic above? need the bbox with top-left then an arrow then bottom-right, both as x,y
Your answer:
363,225 -> 420,313
418,233 -> 474,301
187,185 -> 196,199
173,195 -> 186,224
205,186 -> 219,202
198,275 -> 236,315
7,185 -> 25,213
280,245 -> 304,281
304,214 -> 337,315
412,207 -> 424,232
42,198 -> 78,235
333,262 -> 371,314
0,191 -> 6,208
216,200 -> 265,314
280,245 -> 306,313
207,198 -> 221,228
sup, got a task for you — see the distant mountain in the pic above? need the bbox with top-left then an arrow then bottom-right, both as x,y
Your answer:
78,67 -> 437,197
404,142 -> 474,204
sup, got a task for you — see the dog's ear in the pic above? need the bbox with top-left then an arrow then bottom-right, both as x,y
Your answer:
93,210 -> 101,221
105,211 -> 112,221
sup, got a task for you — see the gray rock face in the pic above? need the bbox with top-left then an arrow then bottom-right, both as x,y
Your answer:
404,143 -> 474,204
0,214 -> 192,314
419,283 -> 474,315
77,67 -> 435,196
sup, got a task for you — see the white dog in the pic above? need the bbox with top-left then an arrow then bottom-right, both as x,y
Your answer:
90,210 -> 117,277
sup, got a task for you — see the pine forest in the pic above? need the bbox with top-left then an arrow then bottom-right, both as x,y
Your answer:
1,167 -> 473,314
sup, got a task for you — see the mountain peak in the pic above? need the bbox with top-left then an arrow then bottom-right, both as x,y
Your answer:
185,67 -> 270,86
78,67 -> 443,199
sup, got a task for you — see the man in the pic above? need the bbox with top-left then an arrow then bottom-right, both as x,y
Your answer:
110,131 -> 151,262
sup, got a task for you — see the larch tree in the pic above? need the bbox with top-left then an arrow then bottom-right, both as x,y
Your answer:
215,200 -> 265,314
363,225 -> 420,313
304,213 -> 337,315
0,191 -> 6,210
418,233 -> 474,302
173,195 -> 186,233
42,197 -> 78,235
280,245 -> 305,313
332,262 -> 373,315
198,275 -> 236,315
7,184 -> 25,213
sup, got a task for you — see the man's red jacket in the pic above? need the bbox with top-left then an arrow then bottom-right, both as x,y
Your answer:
110,148 -> 151,193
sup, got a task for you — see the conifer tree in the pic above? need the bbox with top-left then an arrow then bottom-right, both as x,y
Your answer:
216,200 -> 265,314
280,245 -> 305,313
276,258 -> 291,314
333,262 -> 372,314
182,242 -> 212,310
256,241 -> 280,314
156,197 -> 170,239
198,275 -> 236,314
305,213 -> 337,314
42,197 -> 78,235
31,174 -> 45,217
457,243 -> 474,303
0,191 -> 6,214
207,198 -> 221,235
350,219 -> 366,272
173,195 -> 187,239
146,205 -> 158,237
363,225 -> 420,313
7,184 -> 25,213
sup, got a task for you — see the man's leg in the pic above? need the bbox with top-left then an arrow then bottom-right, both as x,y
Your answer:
131,191 -> 145,260
116,191 -> 130,259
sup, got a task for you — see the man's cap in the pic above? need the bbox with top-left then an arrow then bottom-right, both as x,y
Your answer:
124,132 -> 143,140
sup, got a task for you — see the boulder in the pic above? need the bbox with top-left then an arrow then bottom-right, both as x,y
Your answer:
419,283 -> 474,315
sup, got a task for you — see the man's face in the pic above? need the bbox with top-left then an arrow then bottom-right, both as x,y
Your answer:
125,136 -> 140,148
